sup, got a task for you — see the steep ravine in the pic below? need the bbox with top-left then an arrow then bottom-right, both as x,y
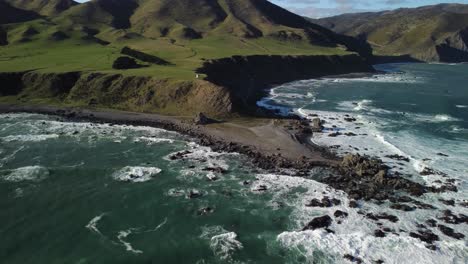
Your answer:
0,54 -> 375,116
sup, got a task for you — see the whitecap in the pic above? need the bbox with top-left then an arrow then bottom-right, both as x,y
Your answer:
455,105 -> 467,108
86,214 -> 106,235
134,137 -> 175,144
1,134 -> 59,142
210,232 -> 243,261
117,229 -> 143,254
434,114 -> 459,122
3,166 -> 49,182
277,230 -> 467,264
112,166 -> 162,183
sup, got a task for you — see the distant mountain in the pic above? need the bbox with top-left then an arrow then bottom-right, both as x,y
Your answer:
313,4 -> 468,62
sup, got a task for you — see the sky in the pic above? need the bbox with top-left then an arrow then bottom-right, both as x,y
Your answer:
75,0 -> 468,18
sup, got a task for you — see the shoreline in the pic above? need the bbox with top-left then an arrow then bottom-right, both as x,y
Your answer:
0,102 -> 449,204
0,104 -> 340,172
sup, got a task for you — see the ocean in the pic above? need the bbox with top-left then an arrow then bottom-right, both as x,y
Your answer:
0,63 -> 467,263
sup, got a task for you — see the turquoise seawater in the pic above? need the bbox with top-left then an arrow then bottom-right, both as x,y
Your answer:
0,114 -> 300,263
1,63 -> 467,263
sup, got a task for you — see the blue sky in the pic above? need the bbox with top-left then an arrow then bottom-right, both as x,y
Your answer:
75,0 -> 468,18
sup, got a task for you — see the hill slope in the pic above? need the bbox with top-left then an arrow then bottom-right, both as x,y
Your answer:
313,4 -> 468,62
4,0 -> 78,16
0,0 -> 373,116
57,0 -> 358,47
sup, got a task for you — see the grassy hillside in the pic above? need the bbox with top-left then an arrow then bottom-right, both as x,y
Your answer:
313,4 -> 468,62
3,0 -> 77,16
0,0 -> 358,79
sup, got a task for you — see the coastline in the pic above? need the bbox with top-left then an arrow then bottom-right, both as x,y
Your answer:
0,102 -> 444,203
0,104 -> 340,172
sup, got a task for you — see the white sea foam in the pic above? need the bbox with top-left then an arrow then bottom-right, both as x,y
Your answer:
253,173 -> 468,263
117,229 -> 143,254
456,105 -> 468,108
86,214 -> 106,235
278,231 -> 467,264
134,136 -> 175,144
200,226 -> 243,261
112,166 -> 162,183
1,134 -> 59,142
3,166 -> 49,182
210,232 -> 243,260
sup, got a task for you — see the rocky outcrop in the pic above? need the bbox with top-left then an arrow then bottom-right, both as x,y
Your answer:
327,154 -> 428,200
302,215 -> 333,231
197,54 -> 375,113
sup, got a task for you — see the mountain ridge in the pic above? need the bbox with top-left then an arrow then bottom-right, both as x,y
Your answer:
312,3 -> 468,62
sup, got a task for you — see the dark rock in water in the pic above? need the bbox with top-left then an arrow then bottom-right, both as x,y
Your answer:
197,207 -> 214,216
366,213 -> 399,223
169,150 -> 192,160
255,185 -> 268,192
460,201 -> 468,208
344,117 -> 357,122
343,254 -> 363,264
438,210 -> 468,225
334,210 -> 349,218
390,203 -> 416,211
202,167 -> 227,174
187,190 -> 202,199
306,196 -> 341,207
412,200 -> 436,210
374,229 -> 386,238
436,153 -> 449,157
302,215 -> 333,231
311,118 -> 323,132
439,199 -> 455,206
328,132 -> 341,137
425,219 -> 438,227
385,154 -> 410,162
344,132 -> 357,136
328,154 -> 429,201
438,225 -> 465,239
112,56 -> 143,70
409,230 -> 439,244
349,200 -> 359,208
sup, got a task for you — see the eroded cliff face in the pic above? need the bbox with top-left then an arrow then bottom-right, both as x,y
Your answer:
0,54 -> 375,116
435,28 -> 468,63
0,71 -> 233,117
197,54 -> 375,113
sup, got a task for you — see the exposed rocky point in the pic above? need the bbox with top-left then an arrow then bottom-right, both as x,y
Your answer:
302,215 -> 333,231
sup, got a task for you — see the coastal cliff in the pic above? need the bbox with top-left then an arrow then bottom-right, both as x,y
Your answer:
0,54 -> 374,116
198,54 -> 375,113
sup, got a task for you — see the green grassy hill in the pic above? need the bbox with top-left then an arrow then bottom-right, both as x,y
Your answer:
3,0 -> 78,16
0,0 -> 373,116
312,4 -> 468,62
0,0 -> 366,78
